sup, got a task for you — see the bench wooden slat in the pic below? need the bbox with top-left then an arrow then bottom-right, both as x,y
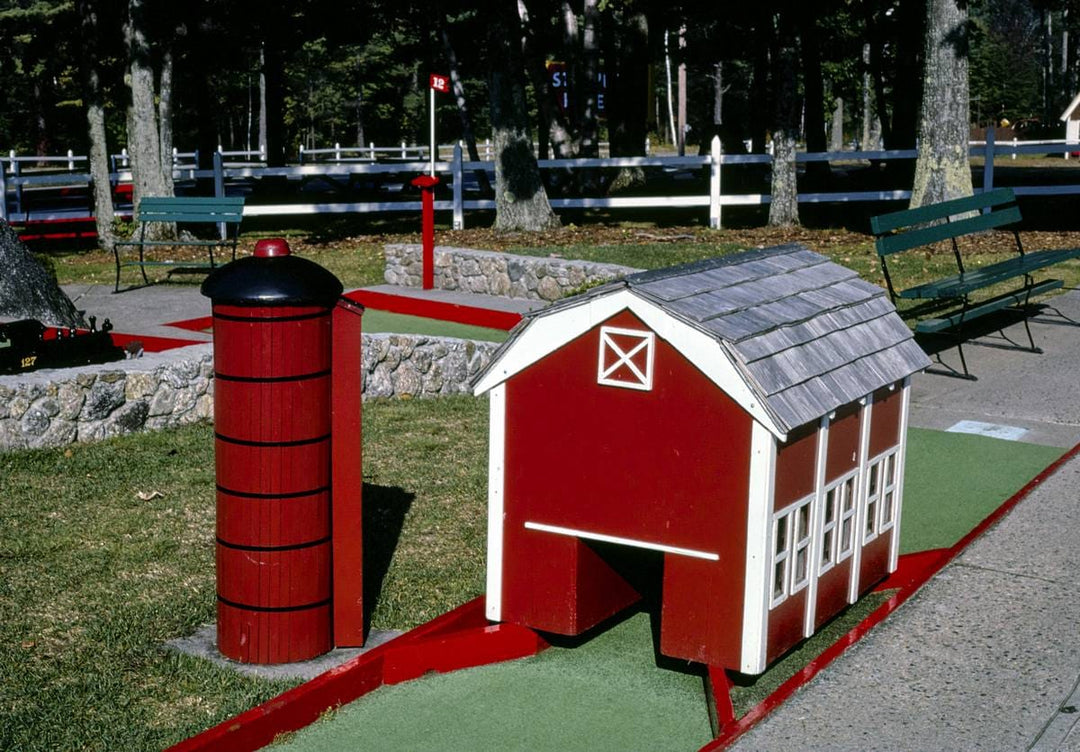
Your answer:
137,197 -> 245,207
900,247 -> 1080,299
876,205 -> 1021,257
114,239 -> 235,248
134,211 -> 244,223
915,279 -> 1064,333
870,187 -> 1015,234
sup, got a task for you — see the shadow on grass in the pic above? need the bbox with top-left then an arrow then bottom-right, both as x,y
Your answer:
361,482 -> 414,634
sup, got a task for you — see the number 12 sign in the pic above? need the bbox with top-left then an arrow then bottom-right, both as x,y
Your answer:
429,74 -> 450,93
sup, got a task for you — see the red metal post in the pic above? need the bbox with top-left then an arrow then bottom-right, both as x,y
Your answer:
411,174 -> 440,290
332,298 -> 365,646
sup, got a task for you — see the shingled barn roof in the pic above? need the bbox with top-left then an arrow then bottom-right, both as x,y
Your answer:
475,243 -> 931,435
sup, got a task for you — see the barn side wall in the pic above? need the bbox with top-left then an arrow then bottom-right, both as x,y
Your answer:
499,308 -> 754,668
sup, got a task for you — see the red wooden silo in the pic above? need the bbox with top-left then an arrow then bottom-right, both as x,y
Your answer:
202,238 -> 344,664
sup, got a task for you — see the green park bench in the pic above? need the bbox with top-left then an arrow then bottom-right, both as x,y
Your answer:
113,196 -> 245,292
870,187 -> 1080,377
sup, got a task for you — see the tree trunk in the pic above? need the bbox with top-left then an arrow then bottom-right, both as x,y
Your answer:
607,9 -> 649,191
158,42 -> 175,195
440,23 -> 491,192
769,12 -> 800,227
910,0 -> 973,208
262,38 -> 287,167
891,0 -> 925,150
578,0 -> 600,158
518,0 -> 575,160
260,45 -> 269,157
749,12 -> 771,152
677,25 -> 687,156
126,0 -> 169,209
76,0 -> 115,253
801,9 -> 830,180
489,4 -> 559,232
862,42 -> 874,149
665,29 -> 678,145
830,98 -> 844,151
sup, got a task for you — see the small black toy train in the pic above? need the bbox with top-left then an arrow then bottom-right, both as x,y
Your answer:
0,317 -> 125,374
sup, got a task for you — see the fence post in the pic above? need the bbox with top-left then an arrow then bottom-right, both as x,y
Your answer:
1011,136 -> 1017,161
213,150 -> 226,239
982,126 -> 995,203
67,149 -> 75,171
298,144 -> 305,165
452,143 -> 464,230
709,135 -> 722,229
369,142 -> 375,160
401,141 -> 407,159
335,142 -> 341,162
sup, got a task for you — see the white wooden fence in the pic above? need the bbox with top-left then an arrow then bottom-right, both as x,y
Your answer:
3,134 -> 1080,229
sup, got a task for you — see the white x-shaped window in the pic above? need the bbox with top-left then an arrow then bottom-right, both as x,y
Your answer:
597,326 -> 655,391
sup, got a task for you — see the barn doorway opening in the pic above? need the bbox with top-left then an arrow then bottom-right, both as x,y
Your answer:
582,539 -> 692,670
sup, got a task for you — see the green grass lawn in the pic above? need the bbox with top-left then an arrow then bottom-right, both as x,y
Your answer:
0,396 -> 1064,751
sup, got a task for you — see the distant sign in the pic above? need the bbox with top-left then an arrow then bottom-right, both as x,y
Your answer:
429,73 -> 450,93
546,61 -> 606,115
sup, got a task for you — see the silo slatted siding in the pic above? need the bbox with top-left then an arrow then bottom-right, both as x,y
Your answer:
212,303 -> 333,664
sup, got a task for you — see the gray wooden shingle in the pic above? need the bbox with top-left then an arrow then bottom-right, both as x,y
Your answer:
479,243 -> 931,434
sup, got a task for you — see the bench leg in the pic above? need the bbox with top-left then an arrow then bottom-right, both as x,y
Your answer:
138,244 -> 150,286
114,248 -> 122,293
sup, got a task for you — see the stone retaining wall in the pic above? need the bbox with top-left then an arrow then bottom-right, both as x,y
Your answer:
0,333 -> 500,451
0,344 -> 215,451
384,244 -> 637,301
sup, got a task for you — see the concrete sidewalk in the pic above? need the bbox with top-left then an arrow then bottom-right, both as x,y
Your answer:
60,282 -> 541,343
734,290 -> 1080,752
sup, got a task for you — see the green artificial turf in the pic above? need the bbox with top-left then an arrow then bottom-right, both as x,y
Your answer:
0,403 -> 1066,750
277,611 -> 714,752
899,427 -> 1065,554
360,309 -> 508,342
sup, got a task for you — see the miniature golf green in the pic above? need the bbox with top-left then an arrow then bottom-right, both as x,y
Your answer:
275,428 -> 1066,752
361,310 -> 509,342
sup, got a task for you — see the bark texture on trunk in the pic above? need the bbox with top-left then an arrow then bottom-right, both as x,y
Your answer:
126,0 -> 170,208
489,4 -> 559,232
77,0 -> 115,253
607,9 -> 649,192
768,12 -> 801,227
158,43 -> 175,195
910,0 -> 973,208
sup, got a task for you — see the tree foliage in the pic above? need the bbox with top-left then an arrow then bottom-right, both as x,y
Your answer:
0,0 -> 1072,227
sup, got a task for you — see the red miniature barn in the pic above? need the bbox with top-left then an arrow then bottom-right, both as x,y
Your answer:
473,244 -> 930,674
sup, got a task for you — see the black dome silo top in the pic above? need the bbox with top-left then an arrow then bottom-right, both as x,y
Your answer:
201,238 -> 343,307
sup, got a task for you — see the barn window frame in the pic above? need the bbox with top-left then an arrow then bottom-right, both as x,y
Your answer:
769,494 -> 814,609
865,448 -> 901,541
831,471 -> 859,563
596,326 -> 656,391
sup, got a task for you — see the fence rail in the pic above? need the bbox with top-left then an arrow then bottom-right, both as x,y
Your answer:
3,134 -> 1080,229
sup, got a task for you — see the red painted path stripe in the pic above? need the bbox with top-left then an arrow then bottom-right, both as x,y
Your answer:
165,598 -> 547,752
700,438 -> 1080,751
343,288 -> 522,331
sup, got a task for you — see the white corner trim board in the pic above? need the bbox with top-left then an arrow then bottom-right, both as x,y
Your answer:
484,384 -> 507,622
741,420 -> 777,675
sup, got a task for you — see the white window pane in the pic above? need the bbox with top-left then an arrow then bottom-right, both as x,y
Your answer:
773,561 -> 786,598
797,504 -> 811,541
